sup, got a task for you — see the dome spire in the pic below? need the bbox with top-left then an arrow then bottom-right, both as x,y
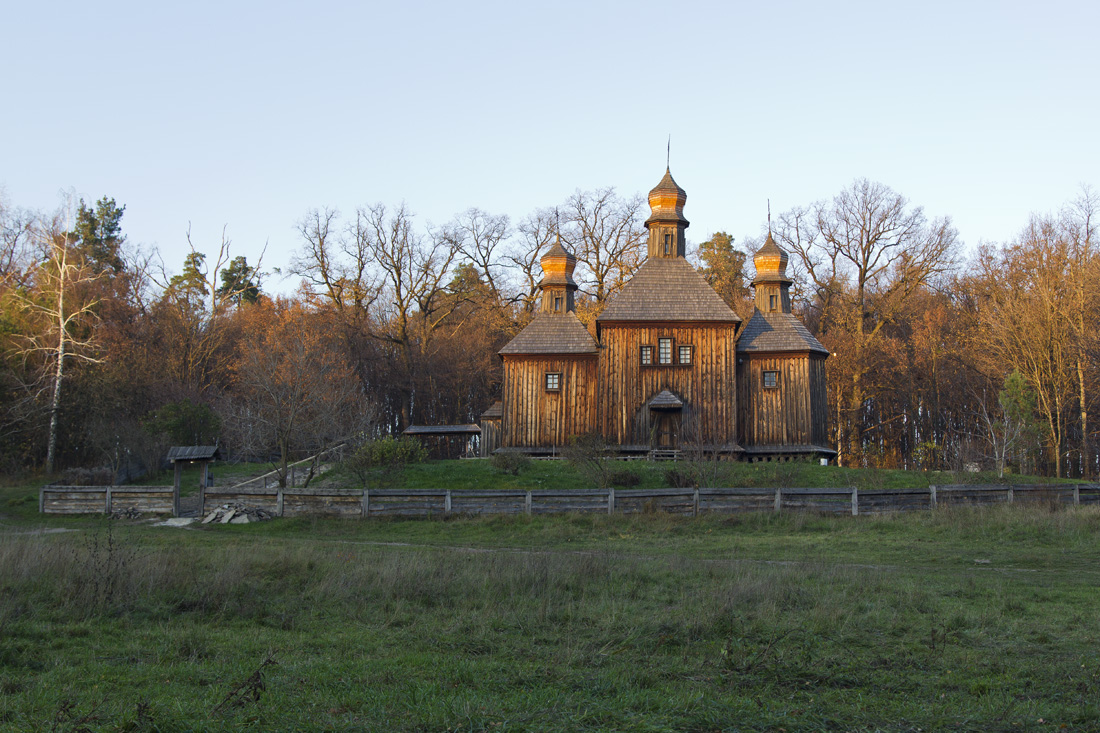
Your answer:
644,162 -> 689,259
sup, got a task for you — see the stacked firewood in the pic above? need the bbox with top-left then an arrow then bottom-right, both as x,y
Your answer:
200,503 -> 274,524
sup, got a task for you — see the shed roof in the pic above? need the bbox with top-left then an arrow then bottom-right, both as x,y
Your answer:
597,257 -> 740,323
736,311 -> 829,355
480,401 -> 503,420
403,424 -> 481,435
166,446 -> 222,462
499,312 -> 599,355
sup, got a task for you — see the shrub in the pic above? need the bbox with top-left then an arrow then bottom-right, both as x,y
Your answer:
607,469 -> 641,488
59,467 -> 116,486
343,436 -> 428,487
490,452 -> 530,476
665,467 -> 695,488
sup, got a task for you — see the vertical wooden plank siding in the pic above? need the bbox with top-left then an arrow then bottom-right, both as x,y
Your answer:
595,323 -> 738,447
500,355 -> 598,447
738,352 -> 827,447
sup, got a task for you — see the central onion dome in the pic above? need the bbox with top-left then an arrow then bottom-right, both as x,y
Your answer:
539,235 -> 578,287
753,232 -> 790,281
644,167 -> 689,229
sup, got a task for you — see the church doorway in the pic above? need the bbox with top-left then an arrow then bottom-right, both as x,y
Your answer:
653,411 -> 681,449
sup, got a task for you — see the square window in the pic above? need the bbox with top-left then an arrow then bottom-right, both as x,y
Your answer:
640,345 -> 653,365
545,372 -> 561,391
763,370 -> 779,389
658,338 -> 672,364
678,345 -> 692,365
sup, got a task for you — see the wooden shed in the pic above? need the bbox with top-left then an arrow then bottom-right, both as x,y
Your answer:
402,424 -> 481,459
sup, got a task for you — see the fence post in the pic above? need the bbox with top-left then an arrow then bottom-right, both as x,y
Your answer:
1074,484 -> 1081,506
929,485 -> 937,510
608,488 -> 615,515
361,489 -> 370,518
525,490 -> 532,515
774,487 -> 782,512
851,488 -> 859,516
277,489 -> 284,517
105,486 -> 113,515
39,487 -> 44,514
1006,486 -> 1014,504
693,488 -> 700,517
445,490 -> 452,516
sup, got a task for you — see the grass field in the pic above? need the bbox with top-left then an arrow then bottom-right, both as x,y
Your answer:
3,459 -> 1100,731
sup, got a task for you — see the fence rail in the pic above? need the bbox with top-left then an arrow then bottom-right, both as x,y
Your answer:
198,483 -> 1100,520
39,486 -> 177,515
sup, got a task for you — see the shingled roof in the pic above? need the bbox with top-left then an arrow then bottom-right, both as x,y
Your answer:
736,311 -> 829,355
499,312 -> 599,355
597,257 -> 740,323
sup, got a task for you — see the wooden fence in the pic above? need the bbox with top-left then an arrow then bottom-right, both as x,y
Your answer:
40,486 -> 177,516
199,483 -> 1100,520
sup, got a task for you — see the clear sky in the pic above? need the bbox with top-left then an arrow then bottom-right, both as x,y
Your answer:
3,0 -> 1096,292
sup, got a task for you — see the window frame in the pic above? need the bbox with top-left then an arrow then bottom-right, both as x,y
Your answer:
678,344 -> 693,365
762,370 -> 779,389
640,345 -> 653,366
657,337 -> 673,365
768,294 -> 778,312
545,372 -> 562,392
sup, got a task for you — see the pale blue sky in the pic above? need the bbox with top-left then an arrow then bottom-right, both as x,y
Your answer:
2,0 -> 1096,291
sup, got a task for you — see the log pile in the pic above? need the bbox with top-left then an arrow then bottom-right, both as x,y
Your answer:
201,503 -> 274,524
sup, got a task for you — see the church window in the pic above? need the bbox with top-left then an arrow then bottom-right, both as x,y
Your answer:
545,372 -> 561,391
640,345 -> 653,365
554,296 -> 562,312
763,370 -> 779,389
664,233 -> 671,255
678,345 -> 693,365
658,338 -> 672,364
769,294 -> 778,311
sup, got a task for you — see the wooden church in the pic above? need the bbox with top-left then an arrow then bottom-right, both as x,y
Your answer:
483,168 -> 834,460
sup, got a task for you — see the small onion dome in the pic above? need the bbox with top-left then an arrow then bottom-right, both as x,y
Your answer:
645,168 -> 689,228
753,232 -> 790,280
539,236 -> 578,286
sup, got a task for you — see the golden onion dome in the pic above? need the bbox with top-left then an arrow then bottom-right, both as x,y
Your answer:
539,235 -> 578,285
753,232 -> 789,279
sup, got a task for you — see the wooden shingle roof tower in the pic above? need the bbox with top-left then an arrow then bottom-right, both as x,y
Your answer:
738,233 -> 828,355
598,169 -> 741,325
499,235 -> 598,356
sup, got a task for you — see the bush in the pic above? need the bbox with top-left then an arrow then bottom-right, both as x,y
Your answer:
343,436 -> 428,487
490,452 -> 530,476
607,469 -> 641,488
59,467 -> 116,486
664,467 -> 695,488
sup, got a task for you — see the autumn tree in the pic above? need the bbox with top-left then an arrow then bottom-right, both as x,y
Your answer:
228,300 -> 375,487
696,231 -> 750,316
775,179 -> 959,465
17,203 -> 106,472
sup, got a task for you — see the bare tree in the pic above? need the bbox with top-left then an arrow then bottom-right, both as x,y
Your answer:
562,188 -> 647,305
452,207 -> 510,303
16,203 -> 105,472
508,207 -> 558,315
230,301 -> 376,487
775,179 -> 959,465
359,203 -> 463,427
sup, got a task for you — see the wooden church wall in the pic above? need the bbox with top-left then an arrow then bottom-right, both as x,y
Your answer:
738,353 -> 828,446
500,355 -> 598,448
597,323 -> 738,447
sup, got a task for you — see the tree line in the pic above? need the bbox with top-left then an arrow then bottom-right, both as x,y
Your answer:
0,179 -> 1095,479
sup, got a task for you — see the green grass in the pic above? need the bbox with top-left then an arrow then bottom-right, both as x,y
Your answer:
327,456 -> 1072,494
2,501 -> 1100,731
